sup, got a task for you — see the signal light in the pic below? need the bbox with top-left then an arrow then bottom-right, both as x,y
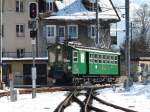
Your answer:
30,30 -> 37,38
29,2 -> 38,19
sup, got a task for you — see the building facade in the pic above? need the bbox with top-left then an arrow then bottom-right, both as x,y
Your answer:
40,0 -> 120,48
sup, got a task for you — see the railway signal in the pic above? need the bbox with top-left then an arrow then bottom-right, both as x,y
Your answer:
29,2 -> 38,20
29,2 -> 38,99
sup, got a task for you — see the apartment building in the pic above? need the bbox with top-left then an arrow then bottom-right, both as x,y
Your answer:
1,0 -> 48,86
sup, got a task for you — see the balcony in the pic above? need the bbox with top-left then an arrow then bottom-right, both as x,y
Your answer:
2,52 -> 48,58
47,35 -> 78,44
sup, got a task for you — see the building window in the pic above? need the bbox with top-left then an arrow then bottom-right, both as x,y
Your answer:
17,48 -> 25,58
46,25 -> 56,37
1,0 -> 4,12
2,48 -> 5,57
87,3 -> 101,12
58,26 -> 65,37
68,25 -> 78,39
16,24 -> 25,37
88,25 -> 96,39
46,1 -> 54,12
58,26 -> 65,43
1,25 -> 4,37
16,0 -> 24,12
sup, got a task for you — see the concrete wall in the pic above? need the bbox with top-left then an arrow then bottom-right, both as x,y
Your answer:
2,0 -> 47,57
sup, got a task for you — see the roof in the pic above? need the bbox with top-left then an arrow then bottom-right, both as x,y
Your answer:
69,45 -> 120,55
44,0 -> 120,21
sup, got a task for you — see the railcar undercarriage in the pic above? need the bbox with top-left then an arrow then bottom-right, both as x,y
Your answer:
72,76 -> 118,86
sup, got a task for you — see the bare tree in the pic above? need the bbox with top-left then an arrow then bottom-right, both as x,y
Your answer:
131,3 -> 150,58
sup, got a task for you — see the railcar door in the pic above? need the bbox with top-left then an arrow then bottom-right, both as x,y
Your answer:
72,49 -> 86,76
86,52 -> 89,75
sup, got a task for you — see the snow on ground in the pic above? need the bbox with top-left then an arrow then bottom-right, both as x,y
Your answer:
97,84 -> 150,112
0,83 -> 150,112
0,91 -> 66,112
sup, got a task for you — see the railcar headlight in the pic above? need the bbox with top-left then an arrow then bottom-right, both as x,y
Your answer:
68,66 -> 71,70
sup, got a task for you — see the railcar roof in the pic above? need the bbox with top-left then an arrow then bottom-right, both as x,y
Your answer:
70,45 -> 120,55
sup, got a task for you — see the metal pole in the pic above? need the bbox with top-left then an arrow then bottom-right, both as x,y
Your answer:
96,0 -> 100,47
31,21 -> 37,99
125,0 -> 130,76
125,0 -> 132,89
9,73 -> 17,102
0,0 -> 3,88
130,22 -> 132,59
31,38 -> 36,98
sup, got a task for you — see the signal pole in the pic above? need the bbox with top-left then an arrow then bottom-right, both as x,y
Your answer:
29,2 -> 38,98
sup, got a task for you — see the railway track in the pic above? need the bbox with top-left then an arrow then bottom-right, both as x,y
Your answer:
0,84 -> 117,97
91,94 -> 137,112
54,87 -> 138,112
54,89 -> 79,112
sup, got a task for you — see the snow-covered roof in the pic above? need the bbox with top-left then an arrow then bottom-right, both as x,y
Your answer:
44,0 -> 120,21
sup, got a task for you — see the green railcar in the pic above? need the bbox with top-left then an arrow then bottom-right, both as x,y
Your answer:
48,43 -> 120,85
68,46 -> 120,75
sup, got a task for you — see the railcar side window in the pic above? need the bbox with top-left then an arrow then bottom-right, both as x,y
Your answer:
106,55 -> 110,63
110,55 -> 114,64
99,55 -> 102,63
114,56 -> 118,64
94,54 -> 98,63
103,55 -> 106,63
73,51 -> 78,62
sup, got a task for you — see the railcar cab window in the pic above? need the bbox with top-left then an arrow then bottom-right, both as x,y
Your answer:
73,51 -> 78,62
90,53 -> 94,63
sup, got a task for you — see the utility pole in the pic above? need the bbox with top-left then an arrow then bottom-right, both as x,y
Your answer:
130,22 -> 133,59
96,0 -> 100,48
125,0 -> 132,90
0,0 -> 3,89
